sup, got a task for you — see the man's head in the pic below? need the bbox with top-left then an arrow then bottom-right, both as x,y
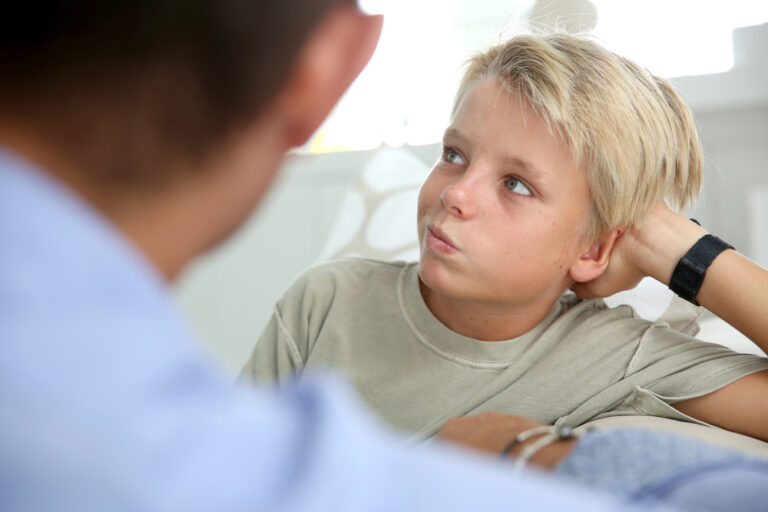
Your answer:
0,1 -> 381,277
453,33 -> 702,241
0,0 -> 363,186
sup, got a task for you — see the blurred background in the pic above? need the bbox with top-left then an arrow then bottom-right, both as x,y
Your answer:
175,0 -> 768,373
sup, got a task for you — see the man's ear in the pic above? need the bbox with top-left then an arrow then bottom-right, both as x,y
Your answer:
568,228 -> 624,283
275,6 -> 383,147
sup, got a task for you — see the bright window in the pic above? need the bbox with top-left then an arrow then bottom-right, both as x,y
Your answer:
303,0 -> 768,154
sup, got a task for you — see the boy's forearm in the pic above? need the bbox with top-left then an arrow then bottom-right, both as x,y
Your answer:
632,206 -> 768,353
696,250 -> 768,353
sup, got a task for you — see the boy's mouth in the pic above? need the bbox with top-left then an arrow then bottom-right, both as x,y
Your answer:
426,225 -> 459,253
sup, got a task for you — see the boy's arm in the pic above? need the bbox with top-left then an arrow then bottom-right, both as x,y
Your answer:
573,203 -> 768,441
436,412 -> 577,470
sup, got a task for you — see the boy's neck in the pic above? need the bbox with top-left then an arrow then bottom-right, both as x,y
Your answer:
418,279 -> 561,341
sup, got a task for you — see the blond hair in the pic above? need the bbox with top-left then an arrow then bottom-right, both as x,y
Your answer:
454,33 -> 702,239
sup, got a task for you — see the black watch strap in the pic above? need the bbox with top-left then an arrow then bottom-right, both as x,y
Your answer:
669,234 -> 734,305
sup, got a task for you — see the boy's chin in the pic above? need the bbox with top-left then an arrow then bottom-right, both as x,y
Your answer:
418,260 -> 467,300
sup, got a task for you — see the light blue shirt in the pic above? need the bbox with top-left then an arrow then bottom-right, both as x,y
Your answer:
0,148 -> 637,511
557,429 -> 768,511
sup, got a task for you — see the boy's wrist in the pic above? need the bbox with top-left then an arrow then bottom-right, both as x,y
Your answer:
500,428 -> 578,470
669,233 -> 734,305
630,206 -> 707,285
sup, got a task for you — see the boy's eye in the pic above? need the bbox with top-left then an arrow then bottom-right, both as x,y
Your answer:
441,146 -> 466,166
504,176 -> 532,196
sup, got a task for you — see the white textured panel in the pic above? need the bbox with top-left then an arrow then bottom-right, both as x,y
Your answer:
318,191 -> 366,259
392,247 -> 422,263
365,188 -> 420,250
361,147 -> 430,191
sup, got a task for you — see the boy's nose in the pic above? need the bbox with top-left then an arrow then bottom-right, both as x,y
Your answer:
440,177 -> 480,219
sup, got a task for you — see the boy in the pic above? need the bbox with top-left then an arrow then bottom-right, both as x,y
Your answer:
242,33 -> 768,443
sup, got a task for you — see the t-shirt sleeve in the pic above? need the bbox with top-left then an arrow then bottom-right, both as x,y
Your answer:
612,323 -> 768,421
628,324 -> 768,398
239,306 -> 305,387
239,263 -> 339,386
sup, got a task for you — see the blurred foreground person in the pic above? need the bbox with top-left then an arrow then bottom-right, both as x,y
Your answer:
0,1 -> 639,511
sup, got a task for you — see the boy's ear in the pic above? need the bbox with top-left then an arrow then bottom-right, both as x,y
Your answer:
568,228 -> 624,283
275,6 -> 383,147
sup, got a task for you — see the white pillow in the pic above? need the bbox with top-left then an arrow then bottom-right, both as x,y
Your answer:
320,146 -> 703,332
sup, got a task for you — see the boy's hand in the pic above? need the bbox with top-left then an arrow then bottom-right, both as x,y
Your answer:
572,203 -> 706,298
571,231 -> 643,298
436,412 -> 577,470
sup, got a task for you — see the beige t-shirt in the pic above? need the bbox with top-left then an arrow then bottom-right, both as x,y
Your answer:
242,259 -> 768,439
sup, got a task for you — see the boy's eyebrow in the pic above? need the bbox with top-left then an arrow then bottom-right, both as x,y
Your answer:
502,155 -> 548,182
443,127 -> 549,180
443,126 -> 466,143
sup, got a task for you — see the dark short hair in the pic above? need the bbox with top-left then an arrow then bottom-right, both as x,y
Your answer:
0,0 -> 355,186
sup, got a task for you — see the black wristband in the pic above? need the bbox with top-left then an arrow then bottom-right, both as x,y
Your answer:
669,234 -> 734,305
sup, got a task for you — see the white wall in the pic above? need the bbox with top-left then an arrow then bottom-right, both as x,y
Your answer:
675,24 -> 768,262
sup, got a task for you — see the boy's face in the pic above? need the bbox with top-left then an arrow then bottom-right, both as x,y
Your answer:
417,78 -> 594,310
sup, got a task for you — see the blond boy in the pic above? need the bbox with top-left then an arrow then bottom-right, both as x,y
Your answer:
243,34 -> 768,447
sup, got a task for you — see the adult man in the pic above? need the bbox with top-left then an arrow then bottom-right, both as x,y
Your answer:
0,1 -> 628,510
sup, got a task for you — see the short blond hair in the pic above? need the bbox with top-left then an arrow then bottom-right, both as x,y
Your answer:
454,34 -> 702,240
